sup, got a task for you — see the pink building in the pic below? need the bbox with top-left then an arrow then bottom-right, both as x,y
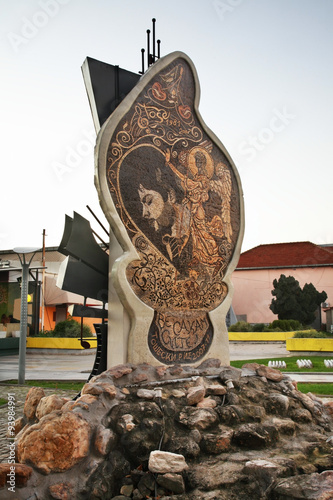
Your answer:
232,242 -> 333,329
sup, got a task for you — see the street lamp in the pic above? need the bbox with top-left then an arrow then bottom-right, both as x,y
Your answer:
13,247 -> 40,384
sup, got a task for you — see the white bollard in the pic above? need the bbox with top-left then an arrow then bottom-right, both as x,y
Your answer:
268,360 -> 286,369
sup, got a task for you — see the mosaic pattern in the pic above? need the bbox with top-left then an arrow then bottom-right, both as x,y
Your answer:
102,55 -> 241,363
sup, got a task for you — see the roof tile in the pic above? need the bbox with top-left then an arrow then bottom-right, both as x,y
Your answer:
237,242 -> 333,269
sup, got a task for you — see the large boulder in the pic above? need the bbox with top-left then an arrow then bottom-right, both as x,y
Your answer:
17,411 -> 91,474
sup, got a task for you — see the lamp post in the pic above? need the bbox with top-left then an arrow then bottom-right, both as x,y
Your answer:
13,247 -> 40,384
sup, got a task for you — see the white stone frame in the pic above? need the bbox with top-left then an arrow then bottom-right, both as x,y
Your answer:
95,51 -> 244,367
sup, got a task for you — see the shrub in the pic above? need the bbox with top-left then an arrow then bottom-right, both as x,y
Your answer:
52,319 -> 92,338
263,326 -> 282,332
37,330 -> 54,337
289,319 -> 304,331
228,321 -> 252,332
293,330 -> 332,339
270,319 -> 303,331
252,323 -> 266,332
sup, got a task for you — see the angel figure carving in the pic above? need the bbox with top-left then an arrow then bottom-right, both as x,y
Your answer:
210,160 -> 233,244
164,145 -> 232,276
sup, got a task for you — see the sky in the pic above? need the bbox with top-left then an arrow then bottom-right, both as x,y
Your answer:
1,0 -> 332,254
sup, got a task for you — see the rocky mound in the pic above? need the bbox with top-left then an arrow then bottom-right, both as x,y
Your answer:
1,360 -> 333,499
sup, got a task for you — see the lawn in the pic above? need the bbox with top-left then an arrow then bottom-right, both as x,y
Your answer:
230,356 -> 333,373
5,380 -> 84,391
230,356 -> 333,395
297,383 -> 333,396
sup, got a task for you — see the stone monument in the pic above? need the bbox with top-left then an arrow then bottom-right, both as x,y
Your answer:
95,51 -> 244,366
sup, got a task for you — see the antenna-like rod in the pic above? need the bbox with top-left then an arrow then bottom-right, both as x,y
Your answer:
147,29 -> 150,68
139,19 -> 161,74
152,18 -> 156,62
140,48 -> 145,74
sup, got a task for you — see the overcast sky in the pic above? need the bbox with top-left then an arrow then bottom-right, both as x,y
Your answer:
1,0 -> 332,254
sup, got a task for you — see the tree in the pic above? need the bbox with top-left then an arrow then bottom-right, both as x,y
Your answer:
270,274 -> 327,325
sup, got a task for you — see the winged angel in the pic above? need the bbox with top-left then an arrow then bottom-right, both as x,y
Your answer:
163,145 -> 232,276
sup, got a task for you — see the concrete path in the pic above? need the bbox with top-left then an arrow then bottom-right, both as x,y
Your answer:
0,343 -> 333,383
229,341 -> 291,361
0,352 -> 93,382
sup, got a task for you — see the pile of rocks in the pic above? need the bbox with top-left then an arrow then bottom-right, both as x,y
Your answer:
1,359 -> 333,499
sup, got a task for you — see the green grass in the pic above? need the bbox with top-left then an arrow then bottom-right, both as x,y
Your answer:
297,383 -> 333,395
4,380 -> 84,391
230,356 -> 333,395
230,356 -> 333,372
0,398 -> 7,406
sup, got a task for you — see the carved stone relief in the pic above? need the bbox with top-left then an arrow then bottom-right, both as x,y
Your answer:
96,52 -> 243,364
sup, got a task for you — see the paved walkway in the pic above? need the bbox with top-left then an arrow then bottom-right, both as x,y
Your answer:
0,351 -> 93,382
229,341 -> 291,361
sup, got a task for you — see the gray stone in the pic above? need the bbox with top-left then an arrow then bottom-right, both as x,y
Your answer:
200,428 -> 234,454
290,408 -> 313,423
264,393 -> 290,416
177,406 -> 219,430
166,435 -> 201,458
170,389 -> 186,398
216,404 -> 265,424
186,385 -> 205,405
256,365 -> 284,382
106,364 -> 133,379
241,367 -> 257,377
120,483 -> 134,496
196,396 -> 217,408
136,388 -> 155,399
226,392 -> 240,405
271,417 -> 296,435
273,470 -> 333,499
132,488 -> 144,500
233,423 -> 278,449
219,366 -> 242,384
187,460 -> 245,490
116,413 -> 136,433
94,425 -> 117,455
206,383 -> 227,396
148,451 -> 188,473
157,473 -> 185,494
216,405 -> 243,425
196,358 -> 222,370
244,459 -> 282,495
137,471 -> 155,495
